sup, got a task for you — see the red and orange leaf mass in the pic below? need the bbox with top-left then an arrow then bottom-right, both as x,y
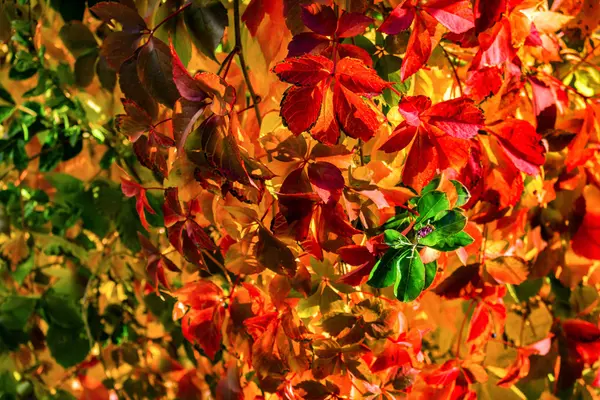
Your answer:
1,0 -> 600,399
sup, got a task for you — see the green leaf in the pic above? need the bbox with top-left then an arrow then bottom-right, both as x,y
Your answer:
426,231 -> 474,252
421,177 -> 441,195
42,291 -> 84,328
45,173 -> 84,197
415,190 -> 449,227
35,233 -> 89,261
418,209 -> 467,248
183,0 -> 228,61
380,211 -> 411,233
0,83 -> 15,105
46,324 -> 90,368
451,180 -> 470,207
394,247 -> 425,302
74,50 -> 99,87
383,229 -> 411,248
13,254 -> 34,285
59,21 -> 97,57
0,296 -> 37,330
368,248 -> 405,288
376,55 -> 410,106
423,260 -> 437,290
0,106 -> 14,123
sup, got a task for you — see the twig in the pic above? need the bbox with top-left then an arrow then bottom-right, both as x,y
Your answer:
200,248 -> 232,286
233,0 -> 262,126
441,46 -> 463,97
150,2 -> 192,38
217,47 -> 240,78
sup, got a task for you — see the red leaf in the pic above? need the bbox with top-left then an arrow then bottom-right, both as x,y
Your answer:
163,187 -> 186,227
335,12 -> 373,38
115,99 -> 153,142
492,119 -> 545,175
563,319 -> 600,342
333,83 -> 381,140
401,15 -> 432,81
338,245 -> 373,266
310,85 -> 340,144
182,306 -> 225,360
272,55 -> 333,86
137,37 -> 181,108
307,161 -> 345,204
572,211 -> 600,260
497,350 -> 531,387
370,342 -> 412,372
379,124 -> 418,153
398,95 -> 432,126
424,360 -> 460,385
121,178 -> 155,230
466,302 -> 491,342
379,5 -> 415,34
475,18 -> 513,67
335,57 -> 391,96
301,4 -> 337,36
100,31 -> 143,69
465,66 -> 503,101
402,131 -> 439,191
90,2 -> 147,32
175,280 -> 223,310
281,85 -> 323,135
425,97 -> 484,139
423,0 -> 475,34
170,41 -> 208,102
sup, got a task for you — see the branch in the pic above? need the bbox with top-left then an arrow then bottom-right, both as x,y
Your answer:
233,0 -> 262,126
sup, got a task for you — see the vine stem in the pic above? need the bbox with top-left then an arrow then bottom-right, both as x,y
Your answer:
233,0 -> 262,126
150,2 -> 191,39
441,46 -> 463,97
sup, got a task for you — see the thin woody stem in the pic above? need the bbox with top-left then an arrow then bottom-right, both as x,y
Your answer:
441,46 -> 463,97
233,0 -> 262,126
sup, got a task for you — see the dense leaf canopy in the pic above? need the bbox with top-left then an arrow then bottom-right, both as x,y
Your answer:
0,0 -> 599,399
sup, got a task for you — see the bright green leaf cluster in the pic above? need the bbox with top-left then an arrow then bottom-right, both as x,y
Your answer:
367,178 -> 474,302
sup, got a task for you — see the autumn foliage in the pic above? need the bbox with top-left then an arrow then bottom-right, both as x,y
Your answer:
1,0 -> 600,399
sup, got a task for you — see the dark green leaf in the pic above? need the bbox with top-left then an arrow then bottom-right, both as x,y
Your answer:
0,84 -> 15,105
75,50 -> 99,87
96,56 -> 117,91
49,0 -> 86,21
376,55 -> 410,106
0,106 -> 14,123
0,296 -> 37,330
183,0 -> 228,61
42,292 -> 84,328
59,21 -> 98,57
13,255 -> 34,285
46,324 -> 90,368
394,247 -> 425,302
